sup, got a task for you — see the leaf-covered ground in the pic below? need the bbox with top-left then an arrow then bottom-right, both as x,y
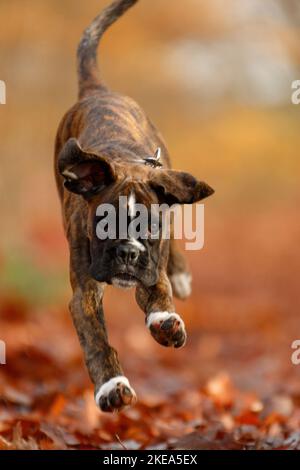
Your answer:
0,289 -> 300,450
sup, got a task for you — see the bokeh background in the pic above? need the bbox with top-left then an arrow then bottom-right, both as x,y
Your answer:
0,0 -> 300,449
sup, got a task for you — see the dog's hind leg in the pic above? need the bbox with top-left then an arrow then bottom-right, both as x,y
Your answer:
69,235 -> 136,413
167,240 -> 192,300
136,272 -> 187,349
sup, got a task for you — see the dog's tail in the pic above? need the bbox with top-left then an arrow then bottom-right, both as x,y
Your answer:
77,0 -> 139,98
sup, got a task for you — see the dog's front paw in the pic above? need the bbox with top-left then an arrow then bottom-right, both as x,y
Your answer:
170,272 -> 192,300
95,376 -> 137,413
146,311 -> 187,348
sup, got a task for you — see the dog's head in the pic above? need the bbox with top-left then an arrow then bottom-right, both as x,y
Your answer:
58,138 -> 214,288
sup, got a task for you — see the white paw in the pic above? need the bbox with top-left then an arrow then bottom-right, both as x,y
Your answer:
146,311 -> 182,329
146,311 -> 187,348
170,272 -> 192,299
95,376 -> 137,412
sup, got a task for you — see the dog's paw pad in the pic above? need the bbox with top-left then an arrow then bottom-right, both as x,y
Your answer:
147,312 -> 187,348
170,272 -> 192,300
95,376 -> 137,413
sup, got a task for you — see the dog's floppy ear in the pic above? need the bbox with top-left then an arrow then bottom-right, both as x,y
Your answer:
58,138 -> 116,197
149,169 -> 214,205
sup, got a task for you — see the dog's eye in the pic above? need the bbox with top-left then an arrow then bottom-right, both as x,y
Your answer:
150,222 -> 159,235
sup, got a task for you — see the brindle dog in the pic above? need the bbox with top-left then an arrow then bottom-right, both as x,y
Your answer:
55,0 -> 214,412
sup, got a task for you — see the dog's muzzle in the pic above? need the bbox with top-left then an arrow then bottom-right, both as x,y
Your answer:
116,244 -> 139,265
111,242 -> 141,289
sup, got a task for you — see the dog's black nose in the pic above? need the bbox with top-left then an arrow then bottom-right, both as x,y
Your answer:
116,244 -> 139,265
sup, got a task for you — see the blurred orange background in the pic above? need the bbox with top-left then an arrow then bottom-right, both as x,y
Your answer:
0,0 -> 300,449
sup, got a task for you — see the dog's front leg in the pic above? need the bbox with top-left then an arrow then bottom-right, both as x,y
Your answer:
136,272 -> 187,348
69,240 -> 137,412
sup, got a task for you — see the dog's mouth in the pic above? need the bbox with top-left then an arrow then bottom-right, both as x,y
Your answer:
111,273 -> 138,290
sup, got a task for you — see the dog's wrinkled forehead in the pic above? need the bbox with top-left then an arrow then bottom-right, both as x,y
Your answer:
92,177 -> 158,210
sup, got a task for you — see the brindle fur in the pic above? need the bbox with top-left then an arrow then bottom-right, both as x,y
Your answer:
54,0 -> 214,412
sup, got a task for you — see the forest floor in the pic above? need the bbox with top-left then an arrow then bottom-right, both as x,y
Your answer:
0,288 -> 300,450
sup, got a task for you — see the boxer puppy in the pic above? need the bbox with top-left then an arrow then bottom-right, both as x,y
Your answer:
55,0 -> 214,412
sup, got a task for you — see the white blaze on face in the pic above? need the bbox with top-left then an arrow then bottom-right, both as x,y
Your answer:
128,192 -> 136,220
128,191 -> 145,252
